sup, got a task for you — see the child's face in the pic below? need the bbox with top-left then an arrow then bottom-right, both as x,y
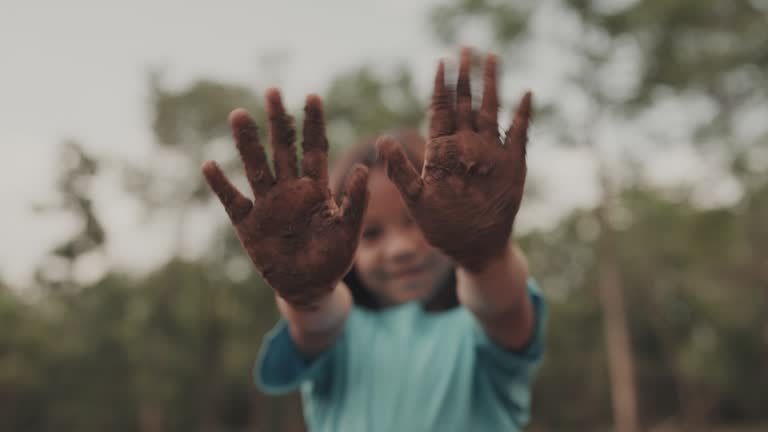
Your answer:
354,168 -> 453,306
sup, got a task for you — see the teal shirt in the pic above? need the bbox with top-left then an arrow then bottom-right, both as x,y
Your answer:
256,279 -> 546,431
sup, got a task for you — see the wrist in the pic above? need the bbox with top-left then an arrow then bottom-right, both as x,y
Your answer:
455,241 -> 512,274
278,283 -> 352,357
277,282 -> 351,332
456,243 -> 527,314
457,242 -> 512,280
277,283 -> 335,311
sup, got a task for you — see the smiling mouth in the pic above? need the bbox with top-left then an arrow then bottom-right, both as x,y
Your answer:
391,264 -> 428,280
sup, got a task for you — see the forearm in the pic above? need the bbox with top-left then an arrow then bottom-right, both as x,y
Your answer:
276,282 -> 352,358
456,244 -> 534,351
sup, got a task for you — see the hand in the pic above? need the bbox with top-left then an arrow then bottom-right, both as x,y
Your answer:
202,89 -> 369,308
377,48 -> 532,273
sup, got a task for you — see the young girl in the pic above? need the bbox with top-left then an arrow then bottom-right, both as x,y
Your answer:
202,49 -> 546,431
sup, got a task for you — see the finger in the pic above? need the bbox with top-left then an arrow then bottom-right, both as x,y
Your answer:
456,47 -> 474,131
201,160 -> 253,224
505,91 -> 533,159
340,164 -> 369,229
429,60 -> 454,139
376,136 -> 423,202
478,54 -> 499,141
266,88 -> 298,181
229,109 -> 274,198
301,94 -> 329,183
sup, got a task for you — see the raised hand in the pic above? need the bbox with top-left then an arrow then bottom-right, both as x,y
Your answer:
377,48 -> 532,273
202,89 -> 369,308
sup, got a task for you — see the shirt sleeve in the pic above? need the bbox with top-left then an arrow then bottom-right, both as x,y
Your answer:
469,278 -> 547,427
472,277 -> 547,373
254,319 -> 341,395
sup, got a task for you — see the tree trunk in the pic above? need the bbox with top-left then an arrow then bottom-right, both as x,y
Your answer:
198,285 -> 223,432
595,190 -> 640,432
139,401 -> 164,432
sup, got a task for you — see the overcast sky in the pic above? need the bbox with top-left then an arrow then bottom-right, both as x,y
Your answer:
1,0 -> 719,287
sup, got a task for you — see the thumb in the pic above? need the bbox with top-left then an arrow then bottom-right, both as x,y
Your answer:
505,91 -> 532,160
202,160 -> 253,224
375,136 -> 423,202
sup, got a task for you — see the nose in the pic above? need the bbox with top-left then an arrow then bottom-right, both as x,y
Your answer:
383,228 -> 422,265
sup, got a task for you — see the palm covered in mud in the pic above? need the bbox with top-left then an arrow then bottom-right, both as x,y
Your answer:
202,89 -> 368,307
377,49 -> 532,273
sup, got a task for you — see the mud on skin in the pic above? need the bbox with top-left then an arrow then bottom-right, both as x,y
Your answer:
202,89 -> 369,308
377,48 -> 533,273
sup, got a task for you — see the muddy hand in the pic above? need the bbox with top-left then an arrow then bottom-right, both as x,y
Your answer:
377,48 -> 532,273
202,89 -> 369,307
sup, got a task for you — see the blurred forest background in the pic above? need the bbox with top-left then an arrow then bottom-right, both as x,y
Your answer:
2,0 -> 767,431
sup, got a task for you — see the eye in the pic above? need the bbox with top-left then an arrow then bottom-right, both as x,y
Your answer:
362,225 -> 383,241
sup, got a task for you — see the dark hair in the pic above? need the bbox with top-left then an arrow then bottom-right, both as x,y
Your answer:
329,130 -> 458,312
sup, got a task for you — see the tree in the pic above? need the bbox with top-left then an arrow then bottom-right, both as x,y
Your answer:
33,140 -> 105,290
589,2 -> 768,404
322,64 -> 424,155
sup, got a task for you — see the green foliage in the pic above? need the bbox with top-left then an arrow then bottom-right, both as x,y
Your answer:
521,187 -> 767,428
125,75 -> 265,215
33,141 -> 105,289
591,1 -> 768,97
150,74 -> 263,150
323,64 -> 424,156
431,0 -> 531,46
